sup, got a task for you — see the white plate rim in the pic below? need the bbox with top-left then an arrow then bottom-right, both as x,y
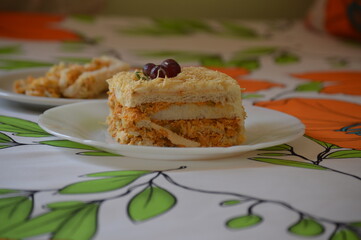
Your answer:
38,100 -> 305,160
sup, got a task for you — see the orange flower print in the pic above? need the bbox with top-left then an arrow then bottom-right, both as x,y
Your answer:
293,71 -> 361,96
0,12 -> 80,41
256,98 -> 361,150
210,67 -> 284,93
236,79 -> 284,93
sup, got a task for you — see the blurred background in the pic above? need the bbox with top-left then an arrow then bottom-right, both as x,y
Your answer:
1,0 -> 315,19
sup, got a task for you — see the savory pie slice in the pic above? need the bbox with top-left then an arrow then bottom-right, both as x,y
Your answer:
107,65 -> 246,147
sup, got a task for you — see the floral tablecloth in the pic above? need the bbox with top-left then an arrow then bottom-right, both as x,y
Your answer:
0,13 -> 360,240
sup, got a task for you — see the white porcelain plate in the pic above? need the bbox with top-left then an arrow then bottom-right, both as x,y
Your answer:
38,100 -> 305,160
0,68 -> 106,107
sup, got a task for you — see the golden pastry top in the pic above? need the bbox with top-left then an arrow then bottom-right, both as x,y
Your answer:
107,66 -> 243,107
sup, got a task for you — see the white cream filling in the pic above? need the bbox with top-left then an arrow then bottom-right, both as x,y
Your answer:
150,103 -> 244,120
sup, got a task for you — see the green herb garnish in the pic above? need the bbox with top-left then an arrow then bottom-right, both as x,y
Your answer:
135,70 -> 149,80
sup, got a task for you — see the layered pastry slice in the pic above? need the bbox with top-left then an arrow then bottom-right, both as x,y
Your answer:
58,56 -> 130,98
107,61 -> 246,147
13,56 -> 130,99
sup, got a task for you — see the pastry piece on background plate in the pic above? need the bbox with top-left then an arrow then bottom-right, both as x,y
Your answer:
13,63 -> 66,98
59,56 -> 129,98
13,56 -> 130,98
107,59 -> 246,147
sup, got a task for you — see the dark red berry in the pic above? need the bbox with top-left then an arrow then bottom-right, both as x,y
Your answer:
149,65 -> 166,79
142,63 -> 156,77
161,59 -> 181,78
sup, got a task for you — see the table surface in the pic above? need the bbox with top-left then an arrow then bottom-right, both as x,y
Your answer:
0,13 -> 360,240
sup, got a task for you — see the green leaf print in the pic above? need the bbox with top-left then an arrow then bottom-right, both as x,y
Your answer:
227,58 -> 260,70
40,140 -> 118,157
305,136 -> 340,149
53,203 -> 99,240
78,151 -> 120,156
325,150 -> 361,159
330,228 -> 360,240
60,42 -> 88,52
249,157 -> 327,170
260,144 -> 292,151
0,196 -> 24,208
128,186 -> 176,222
0,116 -> 51,137
121,18 -> 213,36
0,58 -> 53,70
220,21 -> 259,39
350,221 -> 361,228
47,201 -> 87,210
41,140 -> 118,156
288,218 -> 324,236
0,189 -> 19,195
257,153 -> 289,156
226,214 -> 262,229
120,25 -> 167,36
39,140 -> 97,150
0,132 -> 15,149
0,196 -> 33,232
0,206 -> 81,239
220,200 -> 242,206
295,82 -> 323,92
85,170 -> 150,178
328,57 -> 348,68
153,18 -> 213,34
274,52 -> 299,64
0,132 -> 14,143
0,145 -> 12,149
14,132 -> 49,137
59,174 -> 144,194
0,45 -> 21,55
71,14 -> 96,23
200,55 -> 225,67
242,93 -> 264,99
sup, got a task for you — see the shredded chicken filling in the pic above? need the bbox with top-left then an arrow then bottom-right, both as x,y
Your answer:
107,93 -> 245,147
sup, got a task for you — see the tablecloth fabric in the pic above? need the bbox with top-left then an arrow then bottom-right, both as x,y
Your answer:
0,13 -> 360,240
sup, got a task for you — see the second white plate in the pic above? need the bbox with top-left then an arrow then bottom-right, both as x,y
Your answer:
38,100 -> 305,160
